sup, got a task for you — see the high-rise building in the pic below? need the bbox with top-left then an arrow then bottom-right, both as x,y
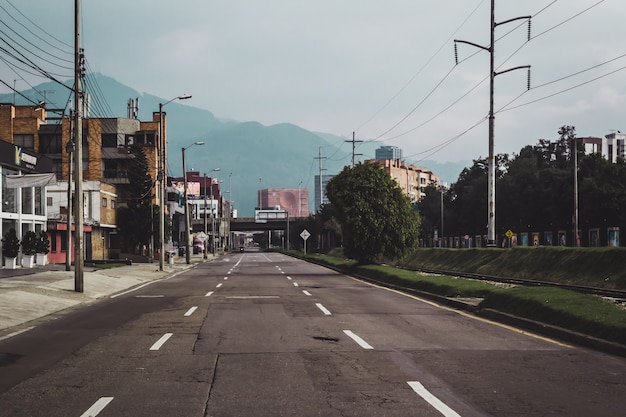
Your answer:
314,174 -> 334,211
375,145 -> 402,161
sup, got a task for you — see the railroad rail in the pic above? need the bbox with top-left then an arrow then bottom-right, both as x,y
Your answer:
412,267 -> 626,299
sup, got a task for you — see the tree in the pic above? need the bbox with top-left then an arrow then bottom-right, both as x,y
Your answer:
116,145 -> 156,253
325,162 -> 420,263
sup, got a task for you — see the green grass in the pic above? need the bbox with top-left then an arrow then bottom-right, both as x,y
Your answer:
481,287 -> 626,345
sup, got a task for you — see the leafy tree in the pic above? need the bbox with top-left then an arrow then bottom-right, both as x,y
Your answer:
325,162 -> 420,263
116,145 -> 156,253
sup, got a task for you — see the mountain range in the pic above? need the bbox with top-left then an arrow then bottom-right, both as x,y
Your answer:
1,74 -> 470,216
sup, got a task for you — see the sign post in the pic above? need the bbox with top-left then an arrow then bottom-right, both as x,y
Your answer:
300,229 -> 311,255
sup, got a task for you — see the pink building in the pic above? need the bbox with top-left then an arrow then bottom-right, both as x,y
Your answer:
258,188 -> 309,217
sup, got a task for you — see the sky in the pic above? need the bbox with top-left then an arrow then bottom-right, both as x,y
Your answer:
1,0 -> 625,163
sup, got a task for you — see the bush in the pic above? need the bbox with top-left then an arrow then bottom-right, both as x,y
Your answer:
2,228 -> 20,258
36,230 -> 50,254
21,231 -> 38,256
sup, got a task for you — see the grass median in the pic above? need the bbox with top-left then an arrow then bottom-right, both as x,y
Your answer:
287,250 -> 626,346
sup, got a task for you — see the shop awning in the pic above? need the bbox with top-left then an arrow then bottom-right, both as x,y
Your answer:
6,173 -> 57,188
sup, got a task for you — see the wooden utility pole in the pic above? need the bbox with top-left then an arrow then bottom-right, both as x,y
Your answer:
74,0 -> 84,291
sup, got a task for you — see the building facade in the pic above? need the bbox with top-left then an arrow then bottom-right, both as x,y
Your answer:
369,158 -> 440,204
258,188 -> 309,217
314,174 -> 333,212
0,103 -> 167,263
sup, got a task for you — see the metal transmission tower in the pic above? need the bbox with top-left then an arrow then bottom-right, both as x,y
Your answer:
454,0 -> 531,246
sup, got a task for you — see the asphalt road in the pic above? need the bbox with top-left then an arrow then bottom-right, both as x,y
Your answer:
0,251 -> 624,416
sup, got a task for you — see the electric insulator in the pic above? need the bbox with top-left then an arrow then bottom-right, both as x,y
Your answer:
454,43 -> 459,65
527,20 -> 532,41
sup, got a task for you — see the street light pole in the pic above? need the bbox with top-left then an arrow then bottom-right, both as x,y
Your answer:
182,141 -> 204,264
158,94 -> 191,271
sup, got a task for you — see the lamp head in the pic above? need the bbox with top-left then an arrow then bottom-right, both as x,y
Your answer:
195,141 -> 205,146
178,94 -> 192,100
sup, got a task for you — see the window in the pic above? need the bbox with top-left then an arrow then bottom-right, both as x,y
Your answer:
39,132 -> 64,153
111,199 -> 116,209
102,197 -> 107,207
2,168 -> 18,213
47,196 -> 53,206
22,187 -> 33,214
14,134 -> 35,149
102,134 -> 118,148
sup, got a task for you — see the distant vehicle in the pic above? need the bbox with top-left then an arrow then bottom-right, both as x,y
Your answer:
239,246 -> 245,252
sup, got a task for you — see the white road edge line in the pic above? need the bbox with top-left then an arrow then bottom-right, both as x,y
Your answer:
302,290 -> 312,296
184,306 -> 198,317
315,303 -> 332,315
150,333 -> 173,351
0,326 -> 35,342
343,330 -> 374,349
407,381 -> 461,417
205,291 -> 214,297
79,397 -> 114,417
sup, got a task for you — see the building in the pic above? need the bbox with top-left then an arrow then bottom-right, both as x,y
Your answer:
375,145 -> 403,161
369,146 -> 440,203
258,188 -> 309,217
314,174 -> 333,212
0,102 -> 167,263
582,133 -> 626,162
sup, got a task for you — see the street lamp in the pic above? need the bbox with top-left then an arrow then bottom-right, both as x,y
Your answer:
182,141 -> 205,264
158,94 -> 191,271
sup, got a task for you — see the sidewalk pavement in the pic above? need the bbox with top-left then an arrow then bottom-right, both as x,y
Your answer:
0,254 -> 210,337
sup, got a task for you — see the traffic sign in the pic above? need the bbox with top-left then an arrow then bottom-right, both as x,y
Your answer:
300,229 -> 311,241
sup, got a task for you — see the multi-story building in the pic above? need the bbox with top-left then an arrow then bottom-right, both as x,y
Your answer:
369,146 -> 440,203
314,174 -> 333,212
258,188 -> 309,217
375,145 -> 403,161
582,133 -> 626,162
0,102 -> 167,263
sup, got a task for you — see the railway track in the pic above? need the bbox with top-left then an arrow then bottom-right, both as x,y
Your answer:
413,267 -> 626,300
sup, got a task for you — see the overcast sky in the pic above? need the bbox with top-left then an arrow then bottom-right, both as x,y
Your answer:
2,0 -> 625,163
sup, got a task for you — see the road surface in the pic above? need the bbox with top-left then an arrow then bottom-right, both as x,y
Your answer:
0,251 -> 624,416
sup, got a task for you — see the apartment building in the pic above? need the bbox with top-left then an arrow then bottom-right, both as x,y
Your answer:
582,132 -> 626,162
369,157 -> 440,204
0,103 -> 166,263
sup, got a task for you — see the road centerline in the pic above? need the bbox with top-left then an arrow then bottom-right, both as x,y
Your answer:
407,381 -> 461,417
79,397 -> 114,417
150,333 -> 173,351
315,303 -> 332,315
343,330 -> 374,350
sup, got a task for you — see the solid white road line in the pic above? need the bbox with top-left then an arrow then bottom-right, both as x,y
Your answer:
150,333 -> 173,351
184,306 -> 198,317
343,330 -> 374,350
205,291 -> 214,297
315,303 -> 332,316
407,381 -> 461,417
0,326 -> 34,342
302,290 -> 312,296
80,397 -> 114,417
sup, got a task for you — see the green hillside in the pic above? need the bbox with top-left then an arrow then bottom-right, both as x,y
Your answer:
1,74 -> 468,216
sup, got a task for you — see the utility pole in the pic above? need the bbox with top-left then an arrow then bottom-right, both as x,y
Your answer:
65,108 -> 74,271
74,0 -> 85,292
345,132 -> 363,167
315,147 -> 326,212
454,0 -> 530,246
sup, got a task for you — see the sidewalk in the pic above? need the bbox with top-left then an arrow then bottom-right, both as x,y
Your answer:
0,253 -> 210,337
